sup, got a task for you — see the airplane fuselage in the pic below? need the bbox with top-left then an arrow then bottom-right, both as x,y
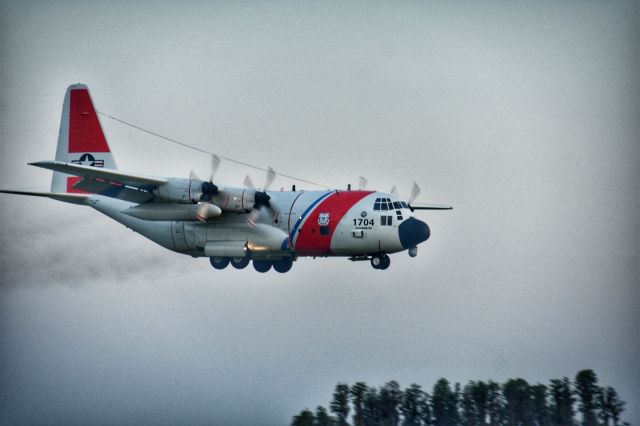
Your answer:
92,188 -> 430,261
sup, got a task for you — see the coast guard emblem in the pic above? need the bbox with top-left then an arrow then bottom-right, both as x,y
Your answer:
318,212 -> 330,226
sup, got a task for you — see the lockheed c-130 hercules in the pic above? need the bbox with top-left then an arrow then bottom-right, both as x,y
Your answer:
0,84 -> 452,273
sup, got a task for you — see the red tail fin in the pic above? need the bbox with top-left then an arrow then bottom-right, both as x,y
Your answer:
51,84 -> 117,193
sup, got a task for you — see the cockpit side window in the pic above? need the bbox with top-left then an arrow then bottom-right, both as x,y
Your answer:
393,201 -> 402,209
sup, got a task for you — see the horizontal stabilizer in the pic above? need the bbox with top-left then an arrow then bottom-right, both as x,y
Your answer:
30,161 -> 167,189
409,203 -> 453,211
0,190 -> 90,205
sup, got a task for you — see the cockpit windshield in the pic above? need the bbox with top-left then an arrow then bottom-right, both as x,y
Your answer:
374,198 -> 409,211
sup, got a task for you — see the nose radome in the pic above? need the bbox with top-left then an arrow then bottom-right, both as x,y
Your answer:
398,217 -> 430,249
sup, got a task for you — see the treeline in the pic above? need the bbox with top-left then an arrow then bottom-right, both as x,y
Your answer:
291,369 -> 628,426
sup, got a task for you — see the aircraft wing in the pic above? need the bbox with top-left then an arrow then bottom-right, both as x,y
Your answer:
409,203 -> 453,210
0,190 -> 90,205
29,161 -> 167,189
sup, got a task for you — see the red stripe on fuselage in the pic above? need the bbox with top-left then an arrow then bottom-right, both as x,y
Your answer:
69,89 -> 110,153
294,191 -> 373,256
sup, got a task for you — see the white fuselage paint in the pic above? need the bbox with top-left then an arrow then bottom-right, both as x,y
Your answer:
85,189 -> 418,260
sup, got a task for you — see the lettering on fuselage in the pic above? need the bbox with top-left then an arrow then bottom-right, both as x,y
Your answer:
352,217 -> 374,230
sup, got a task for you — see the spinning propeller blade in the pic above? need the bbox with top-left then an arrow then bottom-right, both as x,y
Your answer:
409,182 -> 421,204
358,176 -> 368,190
244,166 -> 279,226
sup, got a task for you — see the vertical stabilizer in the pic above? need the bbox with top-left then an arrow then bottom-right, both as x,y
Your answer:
51,84 -> 117,193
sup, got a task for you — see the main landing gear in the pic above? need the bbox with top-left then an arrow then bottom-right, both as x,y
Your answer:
348,253 -> 392,270
209,256 -> 292,273
370,253 -> 390,270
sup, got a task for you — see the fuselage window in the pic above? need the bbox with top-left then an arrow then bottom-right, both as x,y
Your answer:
381,215 -> 393,226
393,201 -> 402,209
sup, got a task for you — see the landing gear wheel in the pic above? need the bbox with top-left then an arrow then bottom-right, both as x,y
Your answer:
273,258 -> 293,273
379,254 -> 390,270
210,256 -> 230,270
253,260 -> 272,273
230,256 -> 250,269
371,255 -> 383,269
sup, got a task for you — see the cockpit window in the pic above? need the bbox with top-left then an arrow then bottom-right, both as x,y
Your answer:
374,198 -> 409,211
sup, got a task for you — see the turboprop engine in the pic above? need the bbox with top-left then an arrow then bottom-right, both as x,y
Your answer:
142,178 -> 271,222
152,178 -> 272,213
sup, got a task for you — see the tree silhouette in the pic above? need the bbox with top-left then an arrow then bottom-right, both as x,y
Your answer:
316,405 -> 338,426
431,378 -> 460,426
400,383 -> 427,426
461,380 -> 490,426
530,384 -> 549,426
351,382 -> 370,426
598,386 -> 626,426
486,380 -> 503,426
549,378 -> 575,426
291,371 -> 627,426
331,383 -> 351,426
574,370 -> 599,426
503,378 -> 532,426
379,380 -> 403,426
292,408 -> 316,426
363,387 -> 381,426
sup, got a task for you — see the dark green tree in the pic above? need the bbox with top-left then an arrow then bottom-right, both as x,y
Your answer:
486,380 -> 503,426
431,378 -> 460,426
502,378 -> 532,426
316,405 -> 338,426
292,409 -> 316,426
351,382 -> 370,426
400,383 -> 427,426
597,386 -> 626,426
419,390 -> 432,426
379,380 -> 403,426
331,383 -> 351,426
363,387 -> 381,426
461,380 -> 489,426
574,370 -> 599,426
549,377 -> 575,426
530,384 -> 549,426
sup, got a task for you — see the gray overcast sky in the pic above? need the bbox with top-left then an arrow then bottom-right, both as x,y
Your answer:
1,1 -> 638,424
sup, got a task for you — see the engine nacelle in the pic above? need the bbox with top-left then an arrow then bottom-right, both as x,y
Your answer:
207,187 -> 256,214
152,178 -> 260,214
153,178 -> 200,204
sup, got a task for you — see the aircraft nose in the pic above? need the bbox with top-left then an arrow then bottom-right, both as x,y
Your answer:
398,217 -> 430,249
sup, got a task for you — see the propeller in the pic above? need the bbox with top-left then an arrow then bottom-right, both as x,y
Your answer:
390,185 -> 398,196
409,182 -> 420,204
209,154 -> 220,183
194,155 -> 222,221
245,167 -> 278,226
358,176 -> 368,190
200,155 -> 222,202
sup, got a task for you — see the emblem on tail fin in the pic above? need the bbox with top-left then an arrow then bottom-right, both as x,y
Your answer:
71,153 -> 104,167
